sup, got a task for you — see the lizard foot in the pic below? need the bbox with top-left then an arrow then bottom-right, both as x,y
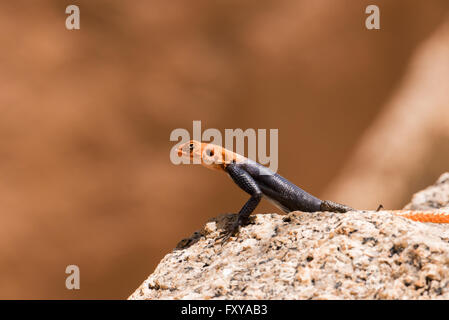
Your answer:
216,216 -> 251,246
217,220 -> 240,245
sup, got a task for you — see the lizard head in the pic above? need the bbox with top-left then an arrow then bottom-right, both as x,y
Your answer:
177,140 -> 240,171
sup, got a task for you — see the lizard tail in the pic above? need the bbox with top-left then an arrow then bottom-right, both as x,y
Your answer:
391,210 -> 449,223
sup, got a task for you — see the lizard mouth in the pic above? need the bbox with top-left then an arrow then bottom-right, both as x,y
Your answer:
177,146 -> 192,159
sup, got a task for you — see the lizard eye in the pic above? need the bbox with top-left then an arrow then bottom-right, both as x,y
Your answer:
189,143 -> 194,152
206,149 -> 214,156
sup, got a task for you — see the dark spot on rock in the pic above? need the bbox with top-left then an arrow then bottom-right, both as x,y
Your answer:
306,256 -> 313,262
389,244 -> 405,257
362,237 -> 378,245
413,244 -> 419,249
407,252 -> 422,269
213,290 -> 223,298
148,283 -> 160,290
259,257 -> 274,265
335,281 -> 342,289
283,216 -> 291,223
434,287 -> 443,295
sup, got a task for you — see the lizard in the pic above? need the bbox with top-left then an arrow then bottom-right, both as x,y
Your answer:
177,140 -> 449,243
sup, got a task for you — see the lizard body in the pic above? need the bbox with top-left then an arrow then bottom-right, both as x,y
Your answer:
177,140 -> 449,241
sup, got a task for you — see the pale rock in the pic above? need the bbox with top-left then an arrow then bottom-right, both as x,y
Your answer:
129,173 -> 449,299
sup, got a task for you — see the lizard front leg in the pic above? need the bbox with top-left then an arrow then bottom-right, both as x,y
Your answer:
218,163 -> 262,243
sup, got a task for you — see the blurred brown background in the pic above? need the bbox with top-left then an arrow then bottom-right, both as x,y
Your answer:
0,0 -> 448,299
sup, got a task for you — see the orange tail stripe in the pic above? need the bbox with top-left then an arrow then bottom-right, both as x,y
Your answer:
390,210 -> 449,223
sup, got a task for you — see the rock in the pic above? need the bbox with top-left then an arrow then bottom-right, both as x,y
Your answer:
129,173 -> 449,299
404,172 -> 449,210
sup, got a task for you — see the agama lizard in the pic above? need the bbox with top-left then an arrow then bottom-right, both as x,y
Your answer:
178,140 -> 449,243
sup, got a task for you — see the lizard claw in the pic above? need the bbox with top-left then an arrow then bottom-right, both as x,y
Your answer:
217,220 -> 241,246
217,232 -> 233,246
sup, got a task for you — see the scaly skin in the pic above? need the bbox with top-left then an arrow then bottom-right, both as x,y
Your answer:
177,140 -> 449,242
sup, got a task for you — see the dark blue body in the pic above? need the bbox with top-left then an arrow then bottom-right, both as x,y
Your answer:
230,159 -> 322,213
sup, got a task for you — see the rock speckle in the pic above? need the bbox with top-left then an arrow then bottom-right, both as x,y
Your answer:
129,173 -> 449,299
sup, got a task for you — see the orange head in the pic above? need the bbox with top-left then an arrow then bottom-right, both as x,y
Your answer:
177,140 -> 244,171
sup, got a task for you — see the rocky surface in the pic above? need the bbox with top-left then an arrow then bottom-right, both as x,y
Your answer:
129,173 -> 449,299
